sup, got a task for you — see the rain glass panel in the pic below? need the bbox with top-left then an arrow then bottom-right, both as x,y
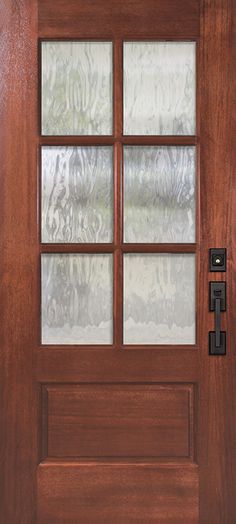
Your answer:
41,146 -> 113,243
124,42 -> 196,135
124,254 -> 195,345
41,254 -> 113,344
124,146 -> 195,243
41,41 -> 113,135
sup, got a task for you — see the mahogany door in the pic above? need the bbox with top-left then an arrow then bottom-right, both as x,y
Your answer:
1,1 -> 236,522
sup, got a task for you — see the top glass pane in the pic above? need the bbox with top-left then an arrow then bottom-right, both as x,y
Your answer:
123,42 -> 196,135
41,41 -> 113,135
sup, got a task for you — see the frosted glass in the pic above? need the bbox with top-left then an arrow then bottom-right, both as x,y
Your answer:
124,146 -> 195,243
124,42 -> 196,135
41,254 -> 113,344
41,146 -> 113,243
41,41 -> 113,135
124,254 -> 195,344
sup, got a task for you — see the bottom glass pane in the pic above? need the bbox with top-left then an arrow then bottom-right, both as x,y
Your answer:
41,254 -> 113,344
124,254 -> 195,345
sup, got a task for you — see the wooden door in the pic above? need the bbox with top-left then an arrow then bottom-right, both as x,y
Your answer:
1,1 -> 236,522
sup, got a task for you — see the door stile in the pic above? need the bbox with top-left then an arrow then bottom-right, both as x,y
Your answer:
0,1 -> 38,522
199,0 -> 236,521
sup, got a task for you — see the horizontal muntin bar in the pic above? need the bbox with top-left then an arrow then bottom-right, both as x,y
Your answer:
40,243 -> 197,254
39,135 -> 197,147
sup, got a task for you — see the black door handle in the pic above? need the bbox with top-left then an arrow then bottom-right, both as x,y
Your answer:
209,282 -> 226,355
215,297 -> 221,348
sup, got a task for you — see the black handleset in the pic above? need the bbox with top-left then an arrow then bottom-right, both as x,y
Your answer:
209,248 -> 227,355
209,282 -> 226,355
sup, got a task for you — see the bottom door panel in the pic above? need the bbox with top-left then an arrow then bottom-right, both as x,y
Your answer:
37,464 -> 199,524
42,383 -> 194,460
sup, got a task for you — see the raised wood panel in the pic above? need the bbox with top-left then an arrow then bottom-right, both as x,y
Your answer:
39,0 -> 200,38
42,384 -> 194,460
37,464 -> 199,523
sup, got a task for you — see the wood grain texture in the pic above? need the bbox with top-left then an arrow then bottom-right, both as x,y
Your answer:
37,464 -> 199,523
39,136 -> 198,146
41,243 -> 197,254
39,0 -> 200,39
43,384 -> 194,459
1,0 -> 236,521
230,4 -> 236,522
0,0 -> 38,522
199,0 -> 236,522
36,348 -> 198,383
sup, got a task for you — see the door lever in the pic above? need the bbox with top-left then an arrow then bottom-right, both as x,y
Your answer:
209,282 -> 226,355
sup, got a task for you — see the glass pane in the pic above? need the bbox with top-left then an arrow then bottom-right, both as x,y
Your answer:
124,42 -> 196,135
41,254 -> 113,344
41,41 -> 113,135
124,146 -> 195,243
124,254 -> 195,344
41,146 -> 113,243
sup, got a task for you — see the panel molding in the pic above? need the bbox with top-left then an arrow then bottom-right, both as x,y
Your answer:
40,382 -> 195,463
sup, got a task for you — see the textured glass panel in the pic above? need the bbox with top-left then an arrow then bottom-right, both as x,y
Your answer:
41,42 -> 113,135
41,254 -> 113,344
41,146 -> 113,243
124,146 -> 195,243
124,254 -> 195,344
124,42 -> 196,135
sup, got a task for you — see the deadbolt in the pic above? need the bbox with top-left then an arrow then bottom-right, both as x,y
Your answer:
209,248 -> 226,272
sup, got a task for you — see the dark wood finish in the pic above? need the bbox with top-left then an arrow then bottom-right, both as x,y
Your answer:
121,243 -> 196,253
113,143 -> 123,346
37,348 -> 198,382
37,464 -> 199,523
43,383 -> 194,459
121,136 -> 198,145
230,5 -> 236,522
39,0 -> 200,39
41,243 -> 115,253
1,0 -> 236,522
113,40 -> 123,346
39,135 -> 198,146
41,384 -> 49,462
41,243 -> 196,254
0,1 -> 38,522
198,0 -> 236,522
